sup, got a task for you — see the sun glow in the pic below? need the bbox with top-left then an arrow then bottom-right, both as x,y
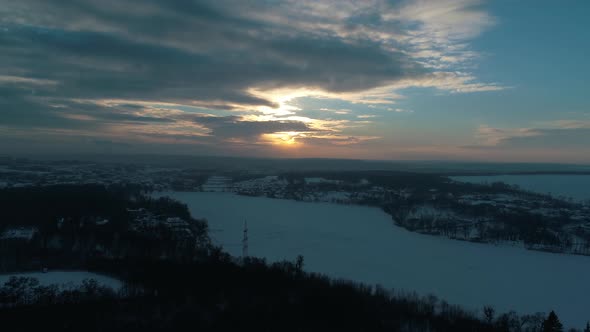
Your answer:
263,131 -> 304,146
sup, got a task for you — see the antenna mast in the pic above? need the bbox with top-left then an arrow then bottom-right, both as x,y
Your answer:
242,220 -> 248,258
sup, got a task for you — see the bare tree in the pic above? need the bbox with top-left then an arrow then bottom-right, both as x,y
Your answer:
483,305 -> 495,324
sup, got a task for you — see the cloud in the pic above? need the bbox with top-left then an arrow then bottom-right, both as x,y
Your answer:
298,135 -> 381,146
471,121 -> 590,149
0,87 -> 96,129
388,107 -> 414,113
540,120 -> 590,129
500,128 -> 590,149
474,125 -> 540,147
0,89 -> 175,130
0,0 -> 501,106
0,2 -> 426,110
92,139 -> 132,147
394,0 -> 494,39
390,0 -> 495,69
0,0 -> 504,156
0,75 -> 58,86
456,122 -> 590,163
188,114 -> 319,139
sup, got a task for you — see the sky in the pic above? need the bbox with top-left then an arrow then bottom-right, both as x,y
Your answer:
1,0 -> 589,163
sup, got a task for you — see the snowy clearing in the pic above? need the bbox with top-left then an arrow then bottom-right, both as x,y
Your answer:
0,271 -> 123,290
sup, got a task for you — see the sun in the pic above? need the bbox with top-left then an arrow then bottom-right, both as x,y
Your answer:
263,131 -> 303,146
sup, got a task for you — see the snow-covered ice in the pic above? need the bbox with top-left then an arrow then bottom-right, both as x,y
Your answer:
165,191 -> 590,328
452,175 -> 590,201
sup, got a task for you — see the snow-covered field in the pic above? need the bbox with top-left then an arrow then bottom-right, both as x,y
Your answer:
0,271 -> 123,290
451,175 -> 590,201
165,191 -> 590,328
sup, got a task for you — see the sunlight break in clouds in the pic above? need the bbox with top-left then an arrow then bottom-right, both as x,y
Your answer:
0,0 -> 509,158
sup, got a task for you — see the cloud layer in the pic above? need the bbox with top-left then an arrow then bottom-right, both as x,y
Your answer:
0,0 -> 505,157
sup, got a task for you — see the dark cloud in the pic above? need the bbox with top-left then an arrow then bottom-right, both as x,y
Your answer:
1,79 -> 319,146
0,87 -> 97,129
189,115 -> 319,138
92,139 -> 132,147
0,0 -> 424,110
0,0 -> 433,157
0,25 -> 275,107
0,87 -> 173,130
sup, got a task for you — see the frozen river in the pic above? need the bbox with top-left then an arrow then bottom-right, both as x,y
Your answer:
166,191 -> 590,328
451,174 -> 590,201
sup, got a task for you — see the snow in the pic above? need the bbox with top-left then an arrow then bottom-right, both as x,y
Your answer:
304,177 -> 341,185
1,227 -> 38,240
0,271 -> 123,290
201,176 -> 232,192
409,205 -> 456,219
95,219 -> 110,226
164,191 -> 590,328
359,178 -> 370,185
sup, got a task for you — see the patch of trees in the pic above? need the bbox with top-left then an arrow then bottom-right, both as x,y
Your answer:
0,185 -> 210,272
132,196 -> 194,221
279,170 -> 448,189
0,184 -> 134,231
0,276 -> 115,306
168,169 -> 209,191
386,184 -> 588,255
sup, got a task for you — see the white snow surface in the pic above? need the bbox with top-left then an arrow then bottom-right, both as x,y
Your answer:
1,227 -> 38,240
304,177 -> 341,184
0,271 -> 123,290
164,191 -> 590,328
